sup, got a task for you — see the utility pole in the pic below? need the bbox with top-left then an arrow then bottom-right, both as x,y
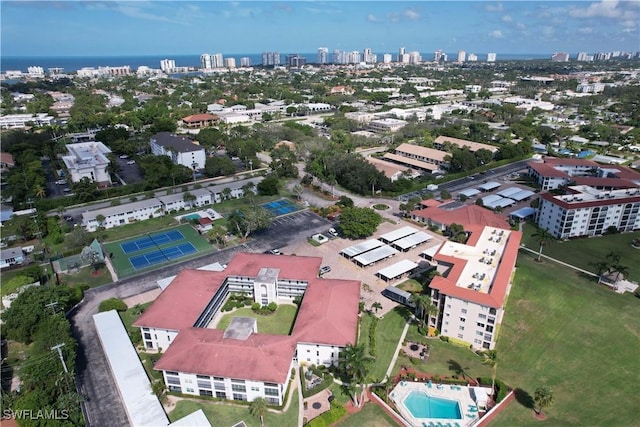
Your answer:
51,343 -> 68,374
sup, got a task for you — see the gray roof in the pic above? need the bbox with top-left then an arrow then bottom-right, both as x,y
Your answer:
353,245 -> 399,266
341,239 -> 384,258
1,247 -> 23,259
151,132 -> 203,153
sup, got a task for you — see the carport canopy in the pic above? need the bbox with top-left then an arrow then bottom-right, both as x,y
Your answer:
510,206 -> 536,219
481,194 -> 503,205
459,188 -> 481,198
496,187 -> 521,198
478,181 -> 501,191
379,226 -> 419,243
507,189 -> 535,201
393,231 -> 432,251
377,259 -> 419,281
353,245 -> 399,266
340,239 -> 383,258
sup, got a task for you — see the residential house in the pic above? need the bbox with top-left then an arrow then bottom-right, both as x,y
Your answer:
181,114 -> 220,129
1,247 -> 25,269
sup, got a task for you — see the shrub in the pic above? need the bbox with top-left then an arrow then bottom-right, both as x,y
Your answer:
98,297 -> 127,312
267,301 -> 278,312
252,302 -> 261,311
440,336 -> 449,342
369,316 -> 378,357
305,404 -> 346,427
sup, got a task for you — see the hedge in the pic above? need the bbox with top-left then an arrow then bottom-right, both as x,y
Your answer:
98,297 -> 127,312
305,404 -> 347,427
477,376 -> 509,403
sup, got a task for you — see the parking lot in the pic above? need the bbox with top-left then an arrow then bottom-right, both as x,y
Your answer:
280,220 -> 446,316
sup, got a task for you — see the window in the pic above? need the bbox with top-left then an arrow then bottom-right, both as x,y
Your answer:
143,333 -> 151,339
476,323 -> 485,328
233,393 -> 247,401
216,391 -> 227,399
487,317 -> 495,325
199,390 -> 213,397
461,309 -> 467,314
214,382 -> 225,391
486,325 -> 494,333
186,387 -> 194,393
213,377 -> 224,381
459,326 -> 465,331
166,377 -> 180,385
169,385 -> 182,393
265,388 -> 279,396
476,331 -> 483,336
457,334 -> 464,339
197,375 -> 210,380
251,386 -> 260,392
232,384 -> 246,393
459,317 -> 466,323
266,397 -> 279,405
316,351 -> 320,356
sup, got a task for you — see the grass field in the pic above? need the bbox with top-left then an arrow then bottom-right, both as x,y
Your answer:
336,402 -> 398,427
103,224 -> 213,278
215,305 -> 299,335
521,224 -> 640,281
168,389 -> 299,426
358,307 -> 412,381
57,265 -> 113,287
491,251 -> 640,426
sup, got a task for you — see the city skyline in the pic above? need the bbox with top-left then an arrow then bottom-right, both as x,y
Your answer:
1,1 -> 638,57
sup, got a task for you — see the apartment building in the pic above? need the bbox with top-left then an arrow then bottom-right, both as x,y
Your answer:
180,114 -> 220,129
369,118 -> 408,133
82,198 -> 164,232
150,132 -> 206,170
62,142 -> 112,186
156,188 -> 213,213
384,143 -> 449,172
133,253 -> 360,405
429,225 -> 522,350
0,113 -> 55,129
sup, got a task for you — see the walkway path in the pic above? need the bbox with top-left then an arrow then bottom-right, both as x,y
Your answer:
519,246 -> 598,278
384,319 -> 413,381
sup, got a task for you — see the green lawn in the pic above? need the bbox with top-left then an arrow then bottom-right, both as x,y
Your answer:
103,224 -> 213,278
168,390 -> 299,427
396,279 -> 422,293
491,251 -> 640,426
336,402 -> 398,427
57,265 -> 113,287
215,305 -> 298,335
362,307 -> 412,381
521,223 -> 640,281
95,214 -> 179,242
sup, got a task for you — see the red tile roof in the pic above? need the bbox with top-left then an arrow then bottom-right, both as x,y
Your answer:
571,177 -> 637,189
430,225 -> 522,308
540,192 -> 640,210
420,199 -> 442,208
182,113 -> 219,123
140,253 -> 360,383
411,205 -> 510,229
528,162 -> 568,178
292,278 -> 360,346
133,270 -> 227,330
198,217 -> 214,225
154,328 -> 297,384
0,152 -> 15,166
543,157 -> 599,167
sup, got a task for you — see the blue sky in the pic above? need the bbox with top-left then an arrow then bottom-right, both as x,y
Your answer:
1,1 -> 638,56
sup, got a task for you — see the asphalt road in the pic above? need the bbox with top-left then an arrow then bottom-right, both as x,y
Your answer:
71,209 -> 332,427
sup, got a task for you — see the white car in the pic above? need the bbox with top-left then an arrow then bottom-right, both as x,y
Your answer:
119,154 -> 129,159
328,228 -> 338,237
127,160 -> 136,165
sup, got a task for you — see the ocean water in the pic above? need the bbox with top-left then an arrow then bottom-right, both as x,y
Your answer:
0,53 -> 552,73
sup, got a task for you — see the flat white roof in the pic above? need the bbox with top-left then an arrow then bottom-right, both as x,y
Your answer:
393,231 -> 432,250
422,243 -> 443,258
379,226 -> 419,243
340,239 -> 384,258
496,187 -> 521,198
93,310 -> 169,427
459,188 -> 481,197
484,197 -> 514,209
507,189 -> 535,201
353,245 -> 399,266
478,181 -> 501,191
481,194 -> 503,205
377,259 -> 418,280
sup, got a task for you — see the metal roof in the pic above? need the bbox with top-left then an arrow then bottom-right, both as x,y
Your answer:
478,181 -> 501,191
496,187 -> 521,198
340,239 -> 384,258
459,188 -> 481,197
93,310 -> 169,427
353,245 -> 399,266
379,226 -> 419,243
377,259 -> 419,280
392,231 -> 432,250
507,189 -> 535,201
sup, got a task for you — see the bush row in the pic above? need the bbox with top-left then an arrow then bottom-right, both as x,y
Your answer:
304,403 -> 347,427
369,316 -> 378,357
477,376 -> 509,403
251,301 -> 277,314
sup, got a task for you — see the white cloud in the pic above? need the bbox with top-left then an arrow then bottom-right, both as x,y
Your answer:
488,30 -> 503,38
403,9 -> 421,21
578,27 -> 594,34
621,19 -> 637,28
542,26 -> 555,37
502,15 -> 512,23
485,3 -> 504,13
367,14 -> 377,22
516,22 -> 526,30
569,0 -> 624,18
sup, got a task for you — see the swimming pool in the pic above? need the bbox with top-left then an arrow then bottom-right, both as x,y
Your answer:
182,213 -> 201,221
404,391 -> 462,419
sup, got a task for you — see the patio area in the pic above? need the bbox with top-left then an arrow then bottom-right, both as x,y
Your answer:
403,341 -> 430,361
303,388 -> 333,422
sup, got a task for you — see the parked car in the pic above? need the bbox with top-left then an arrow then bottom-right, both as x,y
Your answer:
126,160 -> 136,165
63,188 -> 72,193
269,249 -> 281,255
319,266 -> 331,275
55,179 -> 66,185
328,228 -> 338,238
119,154 -> 129,159
64,216 -> 73,222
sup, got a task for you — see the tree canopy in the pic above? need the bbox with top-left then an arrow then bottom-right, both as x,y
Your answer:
339,207 -> 382,239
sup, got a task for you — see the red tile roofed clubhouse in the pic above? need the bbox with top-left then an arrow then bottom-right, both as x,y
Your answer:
133,253 -> 360,405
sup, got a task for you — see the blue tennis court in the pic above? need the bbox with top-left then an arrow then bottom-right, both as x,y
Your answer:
129,242 -> 197,270
120,230 -> 185,254
261,199 -> 300,216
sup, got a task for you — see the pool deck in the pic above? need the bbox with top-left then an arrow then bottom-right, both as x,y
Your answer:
390,381 -> 485,427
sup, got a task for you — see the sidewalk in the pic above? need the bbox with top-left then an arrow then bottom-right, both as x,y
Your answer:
519,246 -> 598,278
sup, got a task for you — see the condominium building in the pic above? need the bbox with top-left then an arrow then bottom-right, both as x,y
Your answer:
160,59 -> 176,73
150,132 -> 206,170
0,113 -> 55,129
467,53 -> 478,62
201,53 -> 224,69
428,225 -> 522,350
224,58 -> 236,68
61,142 -> 112,186
551,52 -> 570,62
382,143 -> 448,173
363,48 -> 376,64
368,118 -> 408,133
383,54 -> 393,64
261,52 -> 281,66
317,47 -> 329,64
486,53 -> 497,62
133,253 -> 360,404
457,50 -> 466,63
286,54 -> 306,68
239,57 -> 251,67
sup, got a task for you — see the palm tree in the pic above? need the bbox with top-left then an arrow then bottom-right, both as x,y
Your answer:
410,294 -> 438,331
249,397 -> 268,427
34,185 -> 46,199
367,174 -> 380,197
338,343 -> 375,407
532,226 -> 553,262
371,301 -> 382,314
533,386 -> 554,415
610,263 -> 629,283
481,350 -> 498,393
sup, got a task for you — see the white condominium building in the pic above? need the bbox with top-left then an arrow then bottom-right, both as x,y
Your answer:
429,225 -> 522,350
149,132 -> 206,170
61,142 -> 112,186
